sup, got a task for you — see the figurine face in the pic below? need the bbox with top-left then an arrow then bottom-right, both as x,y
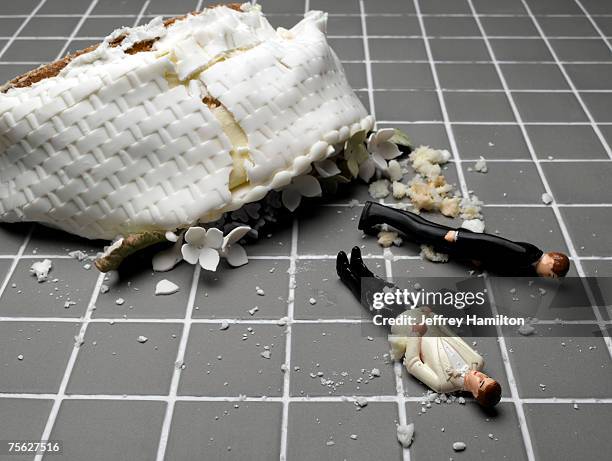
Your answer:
535,253 -> 557,278
463,370 -> 501,407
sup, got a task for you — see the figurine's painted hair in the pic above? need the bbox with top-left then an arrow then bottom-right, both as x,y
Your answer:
476,380 -> 502,408
549,252 -> 570,277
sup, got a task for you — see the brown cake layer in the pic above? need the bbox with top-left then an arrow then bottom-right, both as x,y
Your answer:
1,3 -> 242,93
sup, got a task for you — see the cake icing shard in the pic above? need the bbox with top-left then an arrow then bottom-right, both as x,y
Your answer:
0,3 -> 373,240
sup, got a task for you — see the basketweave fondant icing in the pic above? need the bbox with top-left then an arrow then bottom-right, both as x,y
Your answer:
0,3 -> 373,240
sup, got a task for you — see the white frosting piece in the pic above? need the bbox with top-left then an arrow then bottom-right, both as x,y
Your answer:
0,4 -> 372,239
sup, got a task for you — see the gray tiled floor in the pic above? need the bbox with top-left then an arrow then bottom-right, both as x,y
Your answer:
0,0 -> 611,460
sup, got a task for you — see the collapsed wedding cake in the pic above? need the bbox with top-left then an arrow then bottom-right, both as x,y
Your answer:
0,3 -> 373,243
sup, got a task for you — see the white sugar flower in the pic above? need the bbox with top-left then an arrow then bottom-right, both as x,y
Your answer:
281,175 -> 322,211
313,159 -> 341,178
220,226 -> 251,267
367,128 -> 402,170
358,157 -> 377,183
181,226 -> 224,271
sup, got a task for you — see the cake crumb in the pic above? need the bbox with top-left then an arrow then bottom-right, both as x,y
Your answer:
30,259 -> 52,282
453,441 -> 466,452
137,335 -> 148,343
474,156 -> 488,173
155,279 -> 179,296
541,193 -> 553,204
397,423 -> 414,448
420,245 -> 449,263
369,179 -> 391,199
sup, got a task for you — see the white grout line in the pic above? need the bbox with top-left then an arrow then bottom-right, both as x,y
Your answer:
0,225 -> 33,300
383,249 -> 411,461
413,0 -> 469,199
466,0 -> 612,361
359,0 -> 376,120
4,391 -> 611,403
573,0 -> 612,51
133,0 -> 151,27
53,0 -> 99,60
33,270 -> 105,461
155,264 -> 200,461
0,0 -> 48,60
279,218 -> 298,461
483,276 -> 537,461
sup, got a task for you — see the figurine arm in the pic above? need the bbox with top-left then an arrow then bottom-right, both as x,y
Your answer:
403,339 -> 446,393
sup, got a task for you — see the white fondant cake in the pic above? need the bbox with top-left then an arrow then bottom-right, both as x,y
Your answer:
0,3 -> 373,239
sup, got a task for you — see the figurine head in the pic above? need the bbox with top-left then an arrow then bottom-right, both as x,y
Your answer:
536,252 -> 570,278
463,370 -> 501,407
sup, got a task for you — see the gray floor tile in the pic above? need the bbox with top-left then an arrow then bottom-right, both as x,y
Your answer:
527,125 -> 608,159
501,63 -> 569,90
453,124 -> 530,159
77,17 -> 134,37
366,16 -> 421,37
580,260 -> 612,320
550,39 -> 612,62
513,92 -> 588,123
0,0 -> 40,15
581,0 -> 612,14
504,324 -> 612,398
266,14 -> 302,30
0,223 -> 30,254
297,205 -> 383,256
437,63 -> 502,90
581,92 -> 612,122
0,399 -> 52,461
565,64 -> 612,91
374,90 -> 442,121
462,161 -> 546,204
2,39 -> 65,63
1,258 -> 98,318
64,39 -> 97,55
165,401 -> 282,460
343,61 -> 367,89
480,17 -> 538,37
368,38 -> 427,61
543,161 -> 612,204
264,0 -> 306,14
525,0 -> 582,15
0,321 -> 79,393
525,403 -> 612,461
445,92 -> 515,122
328,37 -> 364,61
424,17 -> 481,37
363,0 -> 415,14
286,402 -> 402,461
355,89 -> 371,113
420,0 -> 471,14
538,17 -> 599,37
294,259 -> 380,320
491,275 -> 595,321
0,62 -> 30,84
472,0 -> 527,15
48,400 -> 165,461
593,16 -> 612,35
406,401 -> 528,460
560,207 -> 612,257
244,221 -> 292,257
480,207 -> 569,255
38,0 -> 91,14
66,322 -> 182,395
393,258 -> 482,279
178,323 -> 285,396
93,259 -> 193,319
393,123 -> 450,152
372,63 -> 434,90
429,38 -> 490,61
327,16 -> 362,36
290,323 -> 396,396
20,17 -> 79,37
310,0 -> 359,14
194,259 -> 288,319
145,0 -> 198,15
490,38 -> 553,62
25,225 -> 104,255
